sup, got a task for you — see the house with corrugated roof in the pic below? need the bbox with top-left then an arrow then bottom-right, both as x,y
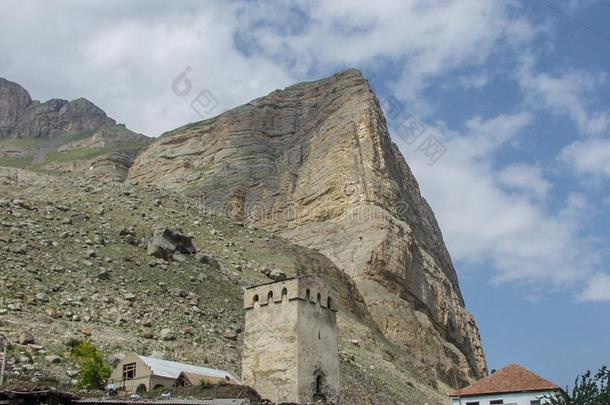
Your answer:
449,364 -> 562,405
108,354 -> 240,394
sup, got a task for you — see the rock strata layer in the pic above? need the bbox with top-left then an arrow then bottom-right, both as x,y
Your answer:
129,69 -> 487,386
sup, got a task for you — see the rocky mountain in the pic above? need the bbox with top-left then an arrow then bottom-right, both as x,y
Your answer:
0,70 -> 486,404
129,69 -> 487,386
0,78 -> 114,139
0,78 -> 149,180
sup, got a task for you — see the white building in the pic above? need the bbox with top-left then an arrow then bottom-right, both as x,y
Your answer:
449,364 -> 562,405
108,354 -> 241,394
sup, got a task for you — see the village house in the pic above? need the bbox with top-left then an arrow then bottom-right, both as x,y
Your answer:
449,364 -> 562,405
108,354 -> 240,394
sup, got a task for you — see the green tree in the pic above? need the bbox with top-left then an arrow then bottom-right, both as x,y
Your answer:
70,341 -> 111,390
545,367 -> 609,405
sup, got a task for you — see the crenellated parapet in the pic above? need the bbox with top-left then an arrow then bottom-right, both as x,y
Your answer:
243,276 -> 338,312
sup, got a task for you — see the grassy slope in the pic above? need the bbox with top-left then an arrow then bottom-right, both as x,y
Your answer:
0,130 -> 148,171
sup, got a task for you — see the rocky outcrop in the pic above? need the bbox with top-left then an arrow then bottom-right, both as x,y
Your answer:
0,78 -> 32,136
0,166 -> 56,187
128,69 -> 487,386
0,78 -> 150,180
0,78 -> 115,139
40,127 -> 150,181
147,228 -> 197,260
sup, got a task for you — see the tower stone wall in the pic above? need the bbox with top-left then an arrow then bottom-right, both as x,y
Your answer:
242,277 -> 339,404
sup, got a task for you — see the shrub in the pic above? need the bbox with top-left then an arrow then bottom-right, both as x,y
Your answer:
545,366 -> 609,405
70,341 -> 110,390
65,338 -> 82,349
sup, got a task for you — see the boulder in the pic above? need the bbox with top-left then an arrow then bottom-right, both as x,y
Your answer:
159,328 -> 175,341
35,292 -> 49,302
195,253 -> 220,270
98,270 -> 110,280
172,252 -> 187,263
223,329 -> 238,341
147,228 -> 196,260
169,288 -> 186,298
262,266 -> 287,281
18,331 -> 35,345
66,369 -> 79,378
108,352 -> 126,367
45,307 -> 62,318
45,355 -> 62,364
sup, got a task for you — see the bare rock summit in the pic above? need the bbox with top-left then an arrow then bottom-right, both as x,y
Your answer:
0,77 -> 150,180
129,68 -> 488,386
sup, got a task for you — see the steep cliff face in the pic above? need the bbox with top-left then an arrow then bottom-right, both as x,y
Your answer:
0,78 -> 115,138
128,69 -> 487,386
0,78 -> 149,180
0,78 -> 32,135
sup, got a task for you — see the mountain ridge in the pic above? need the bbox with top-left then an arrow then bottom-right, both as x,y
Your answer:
0,77 -> 150,181
0,71 -> 487,402
0,77 -> 116,138
128,68 -> 487,386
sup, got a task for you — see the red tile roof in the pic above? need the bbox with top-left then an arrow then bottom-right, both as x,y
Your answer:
450,364 -> 561,397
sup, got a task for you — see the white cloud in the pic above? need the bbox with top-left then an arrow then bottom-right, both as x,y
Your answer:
560,138 -> 610,178
463,112 -> 533,153
234,0 -> 541,109
497,163 -> 551,201
0,0 -> 543,135
579,273 -> 610,301
0,1 -> 296,136
517,58 -> 610,136
393,112 -> 600,290
456,71 -> 493,90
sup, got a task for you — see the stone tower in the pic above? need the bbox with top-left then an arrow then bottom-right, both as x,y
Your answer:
242,277 -> 339,404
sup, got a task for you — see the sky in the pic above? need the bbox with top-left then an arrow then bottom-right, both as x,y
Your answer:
1,0 -> 609,389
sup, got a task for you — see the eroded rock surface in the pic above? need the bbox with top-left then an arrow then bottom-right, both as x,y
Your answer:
0,78 -> 114,138
0,78 -> 149,180
129,69 -> 487,386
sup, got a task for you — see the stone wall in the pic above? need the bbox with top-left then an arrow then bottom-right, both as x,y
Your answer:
242,279 -> 300,403
296,278 -> 339,404
242,278 -> 339,404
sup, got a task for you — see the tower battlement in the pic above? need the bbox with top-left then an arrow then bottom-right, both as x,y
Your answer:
242,276 -> 339,404
243,276 -> 338,312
